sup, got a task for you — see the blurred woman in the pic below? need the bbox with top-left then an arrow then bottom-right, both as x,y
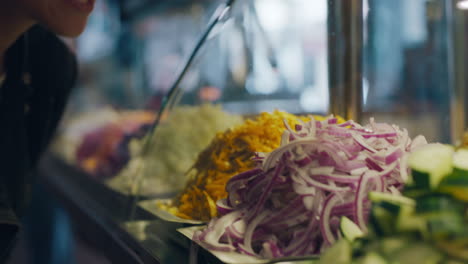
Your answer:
0,0 -> 95,262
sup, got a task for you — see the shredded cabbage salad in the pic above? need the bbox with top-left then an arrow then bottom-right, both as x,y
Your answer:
109,104 -> 243,195
194,116 -> 426,259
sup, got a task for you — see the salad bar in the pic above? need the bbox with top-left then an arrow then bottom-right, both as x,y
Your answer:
43,0 -> 468,263
48,108 -> 468,264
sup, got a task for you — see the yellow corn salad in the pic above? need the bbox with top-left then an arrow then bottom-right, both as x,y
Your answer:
163,111 -> 344,221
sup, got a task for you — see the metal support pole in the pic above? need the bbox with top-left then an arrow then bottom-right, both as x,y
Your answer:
447,0 -> 467,145
449,0 -> 467,145
327,0 -> 363,121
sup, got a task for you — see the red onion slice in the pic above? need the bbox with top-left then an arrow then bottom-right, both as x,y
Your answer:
195,116 -> 427,259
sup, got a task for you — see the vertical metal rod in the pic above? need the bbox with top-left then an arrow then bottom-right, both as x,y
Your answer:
328,0 -> 363,121
327,0 -> 346,117
447,0 -> 466,145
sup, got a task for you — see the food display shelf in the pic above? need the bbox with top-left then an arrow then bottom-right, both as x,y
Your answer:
39,154 -> 184,264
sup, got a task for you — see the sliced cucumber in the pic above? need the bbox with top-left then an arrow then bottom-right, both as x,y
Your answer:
368,192 -> 417,235
396,205 -> 426,233
388,242 -> 444,264
360,252 -> 387,264
411,171 -> 431,190
408,144 -> 454,189
403,185 -> 431,199
317,239 -> 352,264
439,185 -> 468,202
378,201 -> 402,215
340,216 -> 364,242
415,194 -> 463,214
426,212 -> 464,238
368,192 -> 416,207
453,149 -> 468,172
370,204 -> 396,235
439,174 -> 468,186
379,237 -> 409,257
438,172 -> 468,201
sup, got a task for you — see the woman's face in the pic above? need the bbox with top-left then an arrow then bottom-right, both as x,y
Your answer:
17,0 -> 95,37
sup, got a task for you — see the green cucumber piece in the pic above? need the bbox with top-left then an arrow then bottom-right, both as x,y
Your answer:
453,149 -> 468,172
360,252 -> 387,264
340,216 -> 364,242
412,194 -> 464,238
317,239 -> 352,264
378,201 -> 402,215
379,237 -> 409,257
403,185 -> 431,199
438,151 -> 468,201
411,171 -> 431,189
396,205 -> 426,233
438,186 -> 468,202
388,242 -> 444,264
439,174 -> 468,186
426,212 -> 464,238
370,204 -> 395,236
368,192 -> 416,206
408,144 -> 454,188
415,194 -> 463,214
438,175 -> 468,202
369,193 -> 417,235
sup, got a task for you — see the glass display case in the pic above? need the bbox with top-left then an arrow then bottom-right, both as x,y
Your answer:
43,0 -> 468,263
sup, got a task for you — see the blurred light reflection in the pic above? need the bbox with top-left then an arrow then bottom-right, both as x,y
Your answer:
457,0 -> 468,9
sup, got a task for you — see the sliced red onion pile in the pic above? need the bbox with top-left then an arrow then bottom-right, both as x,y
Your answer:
193,116 -> 426,259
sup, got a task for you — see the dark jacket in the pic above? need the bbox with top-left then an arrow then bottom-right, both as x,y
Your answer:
0,25 -> 76,261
